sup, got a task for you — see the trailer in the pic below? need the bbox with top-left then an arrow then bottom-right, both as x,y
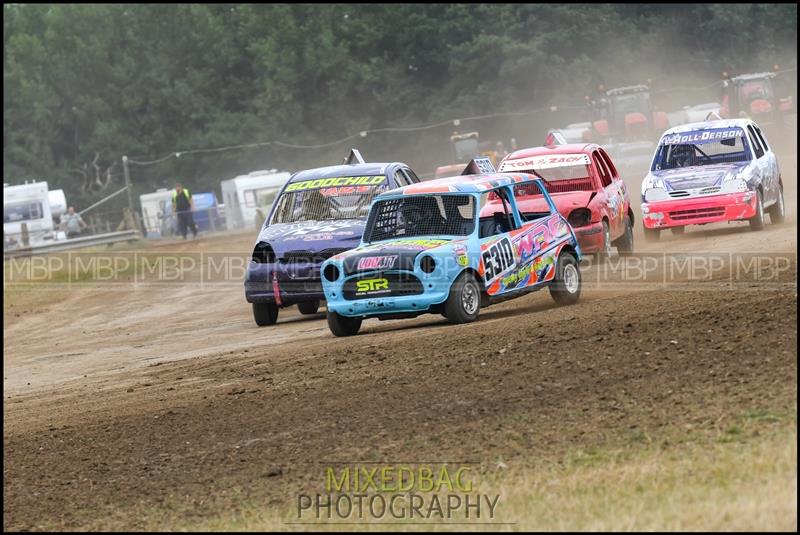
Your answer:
139,188 -> 174,238
3,181 -> 64,249
220,169 -> 292,230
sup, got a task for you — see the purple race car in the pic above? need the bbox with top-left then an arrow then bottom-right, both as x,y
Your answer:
245,150 -> 422,325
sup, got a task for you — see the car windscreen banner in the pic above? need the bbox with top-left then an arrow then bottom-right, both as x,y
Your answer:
498,154 -> 590,172
660,128 -> 743,146
283,175 -> 386,193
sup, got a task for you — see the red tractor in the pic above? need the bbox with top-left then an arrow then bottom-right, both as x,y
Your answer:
719,69 -> 795,126
588,84 -> 670,143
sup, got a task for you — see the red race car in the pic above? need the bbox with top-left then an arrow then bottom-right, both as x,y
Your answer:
497,134 -> 634,257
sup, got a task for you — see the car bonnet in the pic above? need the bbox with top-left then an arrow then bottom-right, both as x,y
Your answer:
332,238 -> 461,276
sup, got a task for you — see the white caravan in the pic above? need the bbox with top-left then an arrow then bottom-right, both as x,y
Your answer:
139,188 -> 174,237
220,169 -> 291,230
3,181 -> 60,247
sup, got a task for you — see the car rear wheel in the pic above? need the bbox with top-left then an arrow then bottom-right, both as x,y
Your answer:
750,189 -> 766,231
643,227 -> 660,242
767,186 -> 785,224
444,272 -> 481,324
253,302 -> 278,326
297,300 -> 320,315
327,311 -> 362,337
549,252 -> 582,306
614,215 -> 634,255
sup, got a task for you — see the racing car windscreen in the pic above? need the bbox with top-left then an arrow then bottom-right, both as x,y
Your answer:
364,194 -> 475,243
652,128 -> 751,171
499,154 -> 593,193
270,175 -> 388,223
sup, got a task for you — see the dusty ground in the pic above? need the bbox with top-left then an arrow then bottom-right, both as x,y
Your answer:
3,157 -> 797,530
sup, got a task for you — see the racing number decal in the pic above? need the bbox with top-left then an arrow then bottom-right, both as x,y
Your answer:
482,237 -> 515,283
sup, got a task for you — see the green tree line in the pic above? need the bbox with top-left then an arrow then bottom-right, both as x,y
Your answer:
3,3 -> 796,211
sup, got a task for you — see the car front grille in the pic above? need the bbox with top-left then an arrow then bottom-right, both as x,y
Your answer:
342,272 -> 424,300
668,207 -> 726,220
668,186 -> 722,198
280,248 -> 347,264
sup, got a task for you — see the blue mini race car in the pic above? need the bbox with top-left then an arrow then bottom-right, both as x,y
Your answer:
245,149 -> 422,326
320,159 -> 583,336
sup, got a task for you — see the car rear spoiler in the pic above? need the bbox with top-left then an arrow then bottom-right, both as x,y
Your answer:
545,131 -> 568,146
461,157 -> 496,176
343,149 -> 366,165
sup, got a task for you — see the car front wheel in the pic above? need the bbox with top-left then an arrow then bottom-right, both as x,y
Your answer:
253,302 -> 279,326
593,220 -> 612,263
614,215 -> 634,255
327,311 -> 362,337
444,272 -> 481,324
750,189 -> 766,231
767,186 -> 785,224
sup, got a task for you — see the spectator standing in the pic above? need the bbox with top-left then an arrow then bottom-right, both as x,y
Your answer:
61,206 -> 88,239
172,183 -> 198,239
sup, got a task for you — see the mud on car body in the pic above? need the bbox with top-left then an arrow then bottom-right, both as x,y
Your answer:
498,134 -> 634,257
640,118 -> 785,240
320,158 -> 583,337
245,149 -> 422,326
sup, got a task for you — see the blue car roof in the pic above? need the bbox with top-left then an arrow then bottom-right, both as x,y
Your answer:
288,163 -> 395,183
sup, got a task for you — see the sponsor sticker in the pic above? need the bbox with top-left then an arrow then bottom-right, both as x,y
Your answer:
498,154 -> 590,172
356,255 -> 398,270
355,277 -> 390,295
660,128 -> 741,146
380,239 -> 450,250
285,175 -> 386,192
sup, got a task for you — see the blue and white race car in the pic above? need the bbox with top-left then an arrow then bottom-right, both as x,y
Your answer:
320,159 -> 583,336
640,117 -> 785,239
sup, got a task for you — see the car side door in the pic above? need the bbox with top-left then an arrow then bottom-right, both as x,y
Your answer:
590,150 -> 617,237
752,124 -> 780,204
598,148 -> 629,238
478,186 -> 520,296
745,124 -> 773,202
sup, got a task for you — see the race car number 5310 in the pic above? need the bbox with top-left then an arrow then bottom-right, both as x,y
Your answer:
482,237 -> 515,282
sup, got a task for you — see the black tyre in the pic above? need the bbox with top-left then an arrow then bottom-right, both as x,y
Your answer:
749,189 -> 766,231
297,300 -> 320,315
767,185 -> 785,224
549,252 -> 582,306
643,227 -> 660,242
670,226 -> 685,236
253,302 -> 278,326
593,220 -> 613,263
443,272 -> 481,324
614,215 -> 634,255
327,311 -> 362,337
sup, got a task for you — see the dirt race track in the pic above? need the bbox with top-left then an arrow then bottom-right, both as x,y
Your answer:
3,158 -> 798,530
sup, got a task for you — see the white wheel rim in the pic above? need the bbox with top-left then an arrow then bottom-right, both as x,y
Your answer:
564,263 -> 579,294
462,282 -> 478,315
